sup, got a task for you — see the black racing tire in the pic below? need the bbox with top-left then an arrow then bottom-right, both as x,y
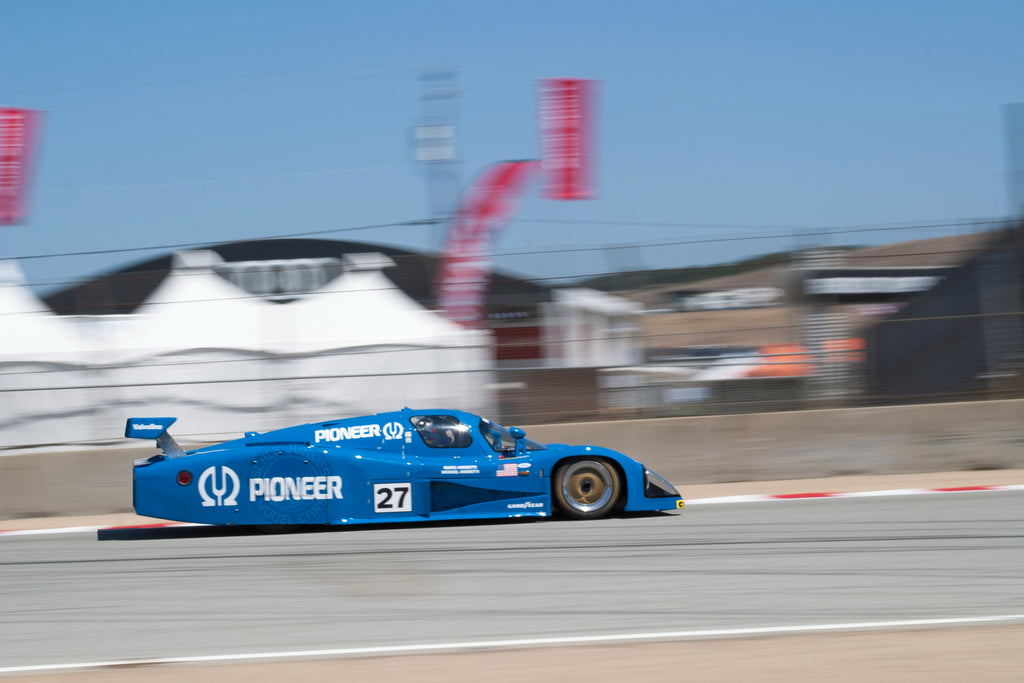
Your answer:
552,458 -> 621,520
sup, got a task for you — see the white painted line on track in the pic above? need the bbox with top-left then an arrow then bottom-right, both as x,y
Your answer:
1,485 -> 1022,537
685,484 -> 1024,505
0,525 -> 105,536
3,614 -> 1023,674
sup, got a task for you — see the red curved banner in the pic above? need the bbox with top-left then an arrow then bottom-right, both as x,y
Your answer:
435,160 -> 538,327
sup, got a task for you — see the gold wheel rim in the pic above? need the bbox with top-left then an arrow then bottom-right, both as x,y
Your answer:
567,469 -> 606,505
559,460 -> 616,513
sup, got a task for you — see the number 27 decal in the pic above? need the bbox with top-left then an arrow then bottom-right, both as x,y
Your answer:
373,483 -> 412,513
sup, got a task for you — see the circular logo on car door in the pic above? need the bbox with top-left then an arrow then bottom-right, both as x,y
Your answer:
249,451 -> 336,525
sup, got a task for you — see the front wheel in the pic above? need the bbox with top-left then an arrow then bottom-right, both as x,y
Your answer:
553,458 -> 621,519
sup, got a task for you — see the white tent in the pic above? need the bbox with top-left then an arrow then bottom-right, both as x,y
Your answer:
118,251 -> 475,354
0,252 -> 494,451
0,261 -> 106,448
0,260 -> 80,359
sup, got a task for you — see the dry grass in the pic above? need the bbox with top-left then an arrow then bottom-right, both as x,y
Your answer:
624,230 -> 1000,350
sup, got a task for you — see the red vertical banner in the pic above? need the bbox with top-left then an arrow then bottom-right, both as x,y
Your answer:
0,107 -> 42,225
436,160 -> 537,327
539,79 -> 596,200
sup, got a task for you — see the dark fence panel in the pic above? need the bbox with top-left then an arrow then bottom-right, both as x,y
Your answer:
865,227 -> 1024,402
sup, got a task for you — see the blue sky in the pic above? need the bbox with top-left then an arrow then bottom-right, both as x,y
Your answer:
2,0 -> 1022,292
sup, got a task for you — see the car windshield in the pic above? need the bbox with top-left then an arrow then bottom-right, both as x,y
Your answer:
478,418 -> 545,455
410,415 -> 474,449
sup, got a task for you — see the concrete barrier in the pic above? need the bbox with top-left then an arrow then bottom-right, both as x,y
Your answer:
523,399 -> 1024,485
3,399 -> 1024,518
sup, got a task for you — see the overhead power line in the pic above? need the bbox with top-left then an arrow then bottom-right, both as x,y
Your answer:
39,165 -> 408,193
9,216 -> 1007,264
12,219 -> 441,262
9,61 -> 418,96
34,65 -> 420,109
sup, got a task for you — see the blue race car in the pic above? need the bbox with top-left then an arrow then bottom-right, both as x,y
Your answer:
127,408 -> 683,527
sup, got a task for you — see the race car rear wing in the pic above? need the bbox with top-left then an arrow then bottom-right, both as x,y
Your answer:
124,417 -> 185,457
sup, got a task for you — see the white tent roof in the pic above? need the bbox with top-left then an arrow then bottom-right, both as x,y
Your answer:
120,251 -> 272,355
291,254 -> 475,350
118,250 -> 482,357
0,261 -> 80,358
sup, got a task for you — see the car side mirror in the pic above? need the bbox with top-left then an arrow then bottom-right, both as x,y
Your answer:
509,427 -> 526,457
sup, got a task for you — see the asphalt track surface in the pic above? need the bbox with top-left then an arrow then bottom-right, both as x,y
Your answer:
2,491 -> 1023,673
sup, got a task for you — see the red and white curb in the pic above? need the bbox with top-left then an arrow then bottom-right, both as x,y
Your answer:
0,521 -> 205,537
2,484 -> 1022,537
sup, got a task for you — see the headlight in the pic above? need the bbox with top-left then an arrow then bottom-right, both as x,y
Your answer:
643,468 -> 680,498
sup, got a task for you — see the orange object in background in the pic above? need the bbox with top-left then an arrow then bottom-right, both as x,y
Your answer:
822,337 -> 865,362
747,344 -> 815,377
747,338 -> 865,377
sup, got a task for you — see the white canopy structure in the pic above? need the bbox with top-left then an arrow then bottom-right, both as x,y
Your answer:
0,253 -> 493,451
0,261 -> 80,359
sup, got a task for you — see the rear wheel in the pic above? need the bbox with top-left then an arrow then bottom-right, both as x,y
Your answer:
553,458 -> 621,519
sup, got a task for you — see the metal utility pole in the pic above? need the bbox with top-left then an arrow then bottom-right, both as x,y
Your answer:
413,69 -> 463,250
1006,104 -> 1024,217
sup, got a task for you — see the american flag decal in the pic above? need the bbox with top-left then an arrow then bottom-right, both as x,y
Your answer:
496,463 -> 518,477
